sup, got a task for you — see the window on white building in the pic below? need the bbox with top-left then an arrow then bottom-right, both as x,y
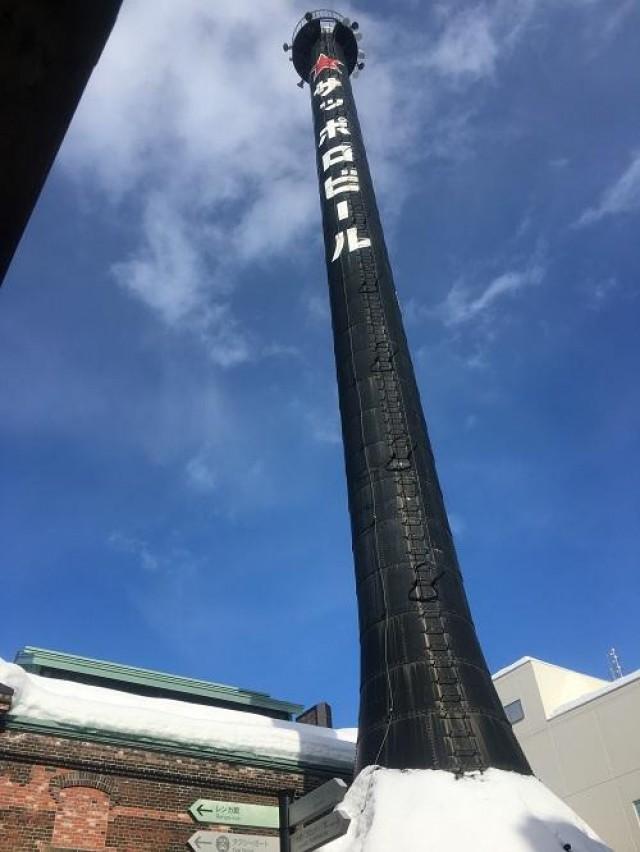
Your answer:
633,800 -> 640,823
504,699 -> 525,724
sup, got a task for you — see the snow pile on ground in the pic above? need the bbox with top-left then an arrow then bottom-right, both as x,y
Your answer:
324,765 -> 611,852
0,658 -> 356,768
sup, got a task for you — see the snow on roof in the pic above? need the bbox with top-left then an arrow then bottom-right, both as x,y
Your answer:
14,645 -> 303,715
323,765 -> 610,852
492,656 -> 537,680
0,658 -> 356,769
549,668 -> 640,719
491,655 -> 640,720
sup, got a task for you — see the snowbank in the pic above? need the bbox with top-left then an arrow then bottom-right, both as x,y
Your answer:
324,766 -> 611,852
0,658 -> 356,768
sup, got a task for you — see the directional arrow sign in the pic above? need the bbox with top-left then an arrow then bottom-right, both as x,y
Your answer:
188,830 -> 279,851
289,779 -> 348,827
290,810 -> 350,852
189,800 -> 279,829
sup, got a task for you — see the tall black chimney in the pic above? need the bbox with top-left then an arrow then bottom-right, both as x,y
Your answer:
288,11 -> 531,776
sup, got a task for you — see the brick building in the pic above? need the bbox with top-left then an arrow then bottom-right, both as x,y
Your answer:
0,648 -> 355,851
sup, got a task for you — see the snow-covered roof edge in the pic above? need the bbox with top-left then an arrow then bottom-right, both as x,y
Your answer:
491,656 -> 640,720
491,656 -> 536,680
549,668 -> 640,719
5,714 -> 354,775
492,656 -> 609,683
15,645 -> 303,717
0,658 -> 356,774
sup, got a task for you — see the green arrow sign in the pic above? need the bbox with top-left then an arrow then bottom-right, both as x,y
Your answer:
189,799 -> 279,829
188,831 -> 279,851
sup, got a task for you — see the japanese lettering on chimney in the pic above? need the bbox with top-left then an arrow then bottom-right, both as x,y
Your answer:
311,53 -> 371,263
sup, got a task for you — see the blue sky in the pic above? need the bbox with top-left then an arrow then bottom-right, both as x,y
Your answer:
1,0 -> 639,726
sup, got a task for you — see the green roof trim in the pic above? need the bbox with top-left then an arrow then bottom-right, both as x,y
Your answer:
4,715 -> 353,777
14,647 -> 303,717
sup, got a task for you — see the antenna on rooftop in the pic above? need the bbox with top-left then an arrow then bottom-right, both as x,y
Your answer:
607,647 -> 623,680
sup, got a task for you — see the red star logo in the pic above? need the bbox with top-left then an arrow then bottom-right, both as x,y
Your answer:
311,53 -> 343,80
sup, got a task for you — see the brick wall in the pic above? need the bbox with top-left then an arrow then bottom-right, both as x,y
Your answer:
0,728 -> 352,851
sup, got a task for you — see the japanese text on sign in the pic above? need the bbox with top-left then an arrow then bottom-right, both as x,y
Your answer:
312,54 -> 371,263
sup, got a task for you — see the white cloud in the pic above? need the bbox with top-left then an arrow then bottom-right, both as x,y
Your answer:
429,7 -> 500,79
65,1 -> 308,200
108,532 -> 159,573
59,0 -> 613,365
184,444 -> 274,515
307,410 -> 342,446
185,454 -> 218,493
62,0 -> 317,366
422,0 -> 540,82
465,414 -> 478,430
440,264 -> 545,326
422,0 -> 627,87
586,276 -> 619,310
576,151 -> 640,226
230,176 -> 316,264
112,194 -> 206,325
64,0 -> 565,359
111,194 -> 253,367
260,342 -> 301,359
61,1 -> 422,362
286,389 -> 342,446
601,0 -> 636,39
303,292 -> 330,323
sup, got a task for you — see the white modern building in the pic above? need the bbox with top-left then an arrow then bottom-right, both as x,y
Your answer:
493,657 -> 640,852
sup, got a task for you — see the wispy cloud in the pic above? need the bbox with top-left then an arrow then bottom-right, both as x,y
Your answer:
112,195 -> 205,327
406,253 -> 546,371
421,0 -> 541,83
59,0 -> 620,365
303,292 -> 330,324
601,0 -> 636,40
108,532 -> 219,652
428,7 -> 500,80
61,1 -> 422,363
112,195 -> 251,367
581,0 -> 637,53
439,263 -> 545,326
60,0 -> 567,361
183,444 -> 275,516
306,410 -> 342,446
184,454 -> 218,493
286,389 -> 342,447
108,532 -> 160,573
422,0 -> 633,87
403,245 -> 546,372
587,277 -> 619,310
575,150 -> 640,226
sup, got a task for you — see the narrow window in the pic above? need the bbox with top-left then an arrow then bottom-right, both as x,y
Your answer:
504,699 -> 525,724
